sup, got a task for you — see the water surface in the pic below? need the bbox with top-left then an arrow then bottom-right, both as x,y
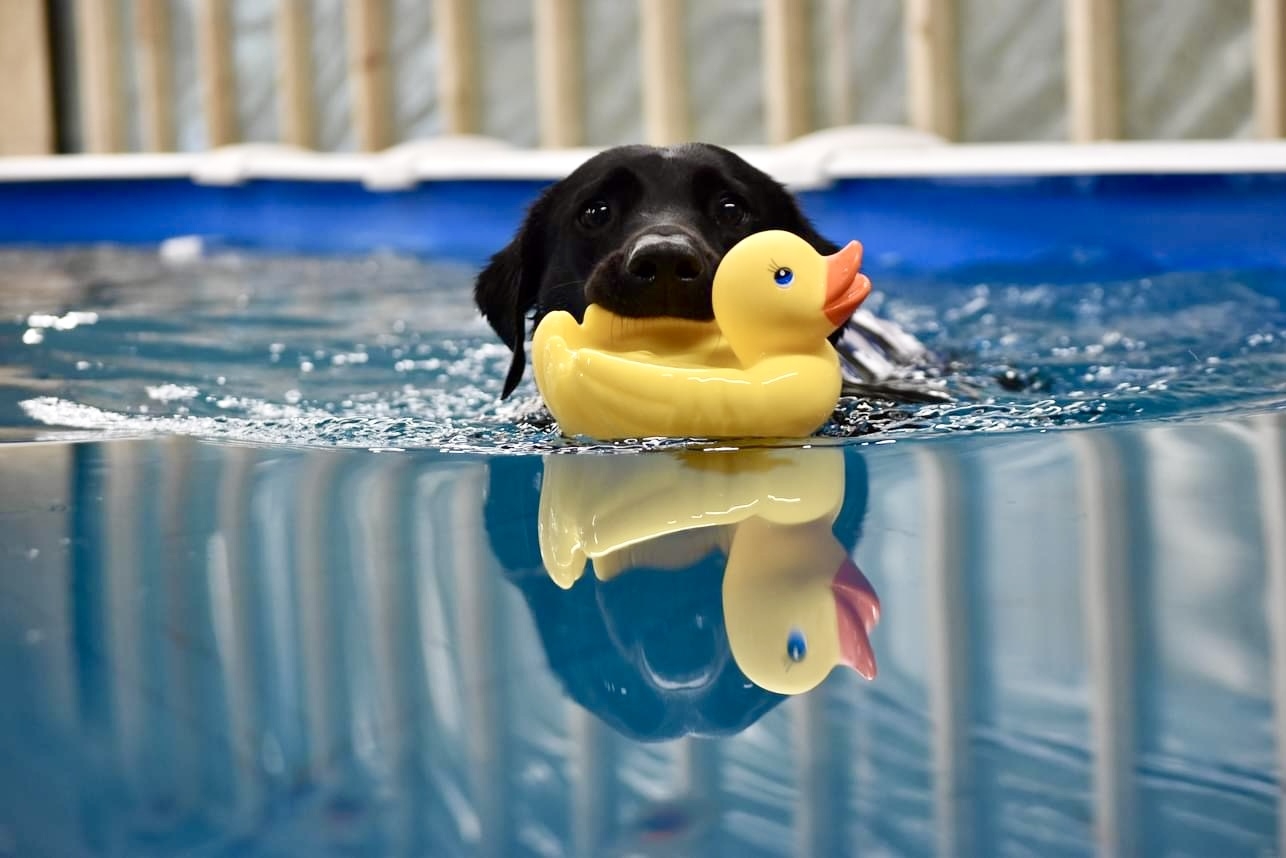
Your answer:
1,423 -> 1283,857
0,248 -> 1284,856
2,248 -> 1283,448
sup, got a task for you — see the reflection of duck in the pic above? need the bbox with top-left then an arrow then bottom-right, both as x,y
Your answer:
536,447 -> 880,696
532,230 -> 871,439
724,516 -> 880,693
538,448 -> 844,588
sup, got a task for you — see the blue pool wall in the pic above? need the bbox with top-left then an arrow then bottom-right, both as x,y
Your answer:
2,173 -> 1286,276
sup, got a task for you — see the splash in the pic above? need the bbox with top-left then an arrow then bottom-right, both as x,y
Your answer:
3,248 -> 1285,452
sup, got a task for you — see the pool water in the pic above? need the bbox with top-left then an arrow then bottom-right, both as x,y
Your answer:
2,248 -> 1284,447
1,248 -> 1285,856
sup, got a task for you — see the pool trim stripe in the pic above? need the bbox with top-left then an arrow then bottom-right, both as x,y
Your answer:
1,138 -> 1285,190
2,139 -> 1286,275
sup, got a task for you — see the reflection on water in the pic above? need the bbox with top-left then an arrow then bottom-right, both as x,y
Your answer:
1,412 -> 1284,856
531,448 -> 879,699
483,446 -> 881,745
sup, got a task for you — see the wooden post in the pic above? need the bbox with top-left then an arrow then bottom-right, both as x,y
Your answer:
0,0 -> 55,155
823,0 -> 852,127
905,0 -> 958,140
346,0 -> 393,151
453,469 -> 512,857
197,0 -> 239,147
276,0 -> 316,148
75,0 -> 126,153
434,0 -> 479,135
917,448 -> 975,858
535,0 -> 584,148
1255,0 -> 1286,138
762,0 -> 814,143
1065,0 -> 1120,141
102,443 -> 146,802
569,703 -> 615,858
210,445 -> 263,817
1071,434 -> 1139,856
639,0 -> 690,145
1255,414 -> 1286,858
792,693 -> 839,858
295,456 -> 340,780
134,0 -> 176,152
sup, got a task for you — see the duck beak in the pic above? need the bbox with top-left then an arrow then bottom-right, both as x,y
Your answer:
831,556 -> 881,680
823,240 -> 872,327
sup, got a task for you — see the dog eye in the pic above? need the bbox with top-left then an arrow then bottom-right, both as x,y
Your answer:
578,200 -> 612,230
714,193 -> 748,226
774,267 -> 794,286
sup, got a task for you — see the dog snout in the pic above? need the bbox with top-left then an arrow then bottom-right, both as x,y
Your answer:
625,232 -> 706,286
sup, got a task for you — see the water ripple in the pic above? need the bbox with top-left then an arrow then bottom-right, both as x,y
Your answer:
3,248 -> 1285,452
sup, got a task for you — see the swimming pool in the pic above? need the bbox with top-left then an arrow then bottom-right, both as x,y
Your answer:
1,142 -> 1285,856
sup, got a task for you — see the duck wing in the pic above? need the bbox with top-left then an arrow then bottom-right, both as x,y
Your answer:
554,346 -> 841,440
548,342 -> 752,439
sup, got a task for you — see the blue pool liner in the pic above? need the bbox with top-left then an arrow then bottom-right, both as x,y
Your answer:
1,171 -> 1285,276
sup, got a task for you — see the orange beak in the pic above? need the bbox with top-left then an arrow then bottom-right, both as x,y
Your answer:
831,556 -> 881,680
823,240 -> 872,327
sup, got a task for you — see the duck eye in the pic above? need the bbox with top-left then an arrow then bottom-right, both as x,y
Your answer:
786,627 -> 807,662
578,200 -> 612,231
714,193 -> 748,227
774,267 -> 794,287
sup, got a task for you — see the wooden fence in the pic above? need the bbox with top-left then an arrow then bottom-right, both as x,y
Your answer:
0,0 -> 1284,156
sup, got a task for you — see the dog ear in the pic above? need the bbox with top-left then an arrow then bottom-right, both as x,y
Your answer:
765,181 -> 840,255
475,195 -> 551,398
475,241 -> 533,398
789,215 -> 840,256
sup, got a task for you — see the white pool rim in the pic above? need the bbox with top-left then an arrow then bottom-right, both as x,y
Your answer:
1,128 -> 1284,191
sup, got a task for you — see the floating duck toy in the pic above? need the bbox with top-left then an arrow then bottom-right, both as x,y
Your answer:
532,230 -> 872,440
536,447 -> 881,694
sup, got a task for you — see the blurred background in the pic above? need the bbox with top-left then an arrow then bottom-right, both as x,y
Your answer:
0,0 -> 1271,157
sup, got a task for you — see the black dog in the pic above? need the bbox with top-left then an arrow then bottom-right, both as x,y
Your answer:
474,142 -> 929,403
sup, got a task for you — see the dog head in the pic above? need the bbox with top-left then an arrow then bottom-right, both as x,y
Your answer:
474,143 -> 839,398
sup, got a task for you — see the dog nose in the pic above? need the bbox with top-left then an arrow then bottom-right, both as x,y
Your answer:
625,233 -> 705,284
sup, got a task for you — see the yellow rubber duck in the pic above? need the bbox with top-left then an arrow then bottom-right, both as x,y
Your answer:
536,447 -> 881,695
532,230 -> 872,440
